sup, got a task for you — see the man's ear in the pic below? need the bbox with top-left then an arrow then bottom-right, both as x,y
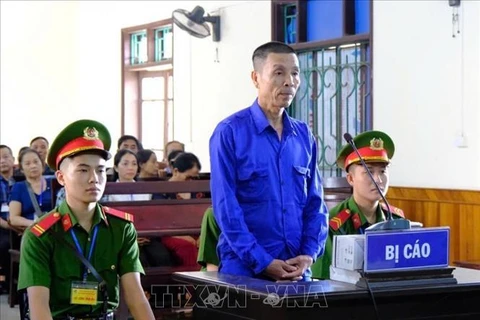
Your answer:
56,170 -> 65,186
251,70 -> 259,89
346,171 -> 355,187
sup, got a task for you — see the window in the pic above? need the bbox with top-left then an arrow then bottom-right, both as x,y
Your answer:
140,72 -> 173,152
272,0 -> 372,177
121,19 -> 174,156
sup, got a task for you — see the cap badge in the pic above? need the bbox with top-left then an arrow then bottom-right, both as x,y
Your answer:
83,127 -> 99,140
370,138 -> 384,150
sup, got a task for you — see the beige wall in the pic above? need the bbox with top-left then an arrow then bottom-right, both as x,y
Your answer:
373,0 -> 480,190
1,0 -> 479,190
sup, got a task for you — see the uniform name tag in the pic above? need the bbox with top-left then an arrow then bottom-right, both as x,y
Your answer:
1,203 -> 8,213
70,281 -> 98,305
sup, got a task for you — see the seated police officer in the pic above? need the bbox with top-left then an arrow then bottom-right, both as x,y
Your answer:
18,120 -> 155,319
311,130 -> 406,279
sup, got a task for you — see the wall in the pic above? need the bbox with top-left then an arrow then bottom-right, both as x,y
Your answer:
374,0 -> 480,190
0,0 -> 269,169
2,0 -> 479,190
173,1 -> 272,167
0,1 -> 80,154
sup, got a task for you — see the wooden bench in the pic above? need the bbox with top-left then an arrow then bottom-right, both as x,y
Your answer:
101,180 -> 211,318
101,180 -> 212,278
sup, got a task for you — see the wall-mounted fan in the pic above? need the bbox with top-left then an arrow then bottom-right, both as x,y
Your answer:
172,6 -> 221,42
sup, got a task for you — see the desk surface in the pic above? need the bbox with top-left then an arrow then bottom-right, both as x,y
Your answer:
173,267 -> 480,298
171,268 -> 480,320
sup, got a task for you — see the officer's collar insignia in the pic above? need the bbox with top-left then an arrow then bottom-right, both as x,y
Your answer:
370,138 -> 384,150
83,127 -> 99,140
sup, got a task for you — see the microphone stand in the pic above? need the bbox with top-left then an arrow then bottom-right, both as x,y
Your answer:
343,133 -> 411,231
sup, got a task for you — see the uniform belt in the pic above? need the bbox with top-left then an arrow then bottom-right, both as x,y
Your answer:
63,312 -> 114,320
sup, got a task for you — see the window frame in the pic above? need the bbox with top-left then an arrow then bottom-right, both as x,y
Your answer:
271,0 -> 374,177
121,18 -> 174,141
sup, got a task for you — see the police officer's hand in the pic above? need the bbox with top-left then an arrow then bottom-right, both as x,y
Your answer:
285,255 -> 313,279
264,259 -> 301,281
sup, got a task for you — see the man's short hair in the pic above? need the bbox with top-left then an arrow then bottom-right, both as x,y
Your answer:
0,144 -> 13,156
117,135 -> 142,150
30,136 -> 49,146
252,41 -> 296,71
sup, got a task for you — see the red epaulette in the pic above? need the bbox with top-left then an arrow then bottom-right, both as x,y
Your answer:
31,212 -> 62,237
102,206 -> 134,222
329,209 -> 351,231
381,203 -> 405,218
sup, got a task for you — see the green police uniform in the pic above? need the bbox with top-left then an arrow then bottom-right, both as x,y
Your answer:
197,207 -> 220,270
311,196 -> 404,279
17,119 -> 144,318
311,130 -> 405,279
18,201 -> 143,317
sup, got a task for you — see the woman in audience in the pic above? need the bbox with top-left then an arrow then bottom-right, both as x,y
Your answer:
165,150 -> 183,176
162,152 -> 203,199
105,149 -> 151,201
9,148 -> 53,229
136,149 -> 160,180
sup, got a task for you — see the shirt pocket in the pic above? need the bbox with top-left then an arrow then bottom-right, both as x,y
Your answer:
293,165 -> 311,206
236,167 -> 269,202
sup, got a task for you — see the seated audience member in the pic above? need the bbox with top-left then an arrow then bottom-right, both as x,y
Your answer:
164,150 -> 183,176
311,130 -> 406,279
158,140 -> 185,173
136,149 -> 160,180
117,135 -> 143,154
197,207 -> 220,271
106,135 -> 143,176
102,149 -> 173,267
161,152 -> 203,199
30,136 -> 55,175
104,149 -> 151,201
9,148 -> 53,229
0,144 -> 17,292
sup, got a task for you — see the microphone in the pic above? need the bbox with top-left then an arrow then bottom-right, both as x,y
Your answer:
343,133 -> 411,231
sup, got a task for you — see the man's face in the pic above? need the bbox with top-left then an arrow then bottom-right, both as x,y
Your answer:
252,52 -> 300,114
56,154 -> 106,205
347,162 -> 389,204
119,139 -> 139,154
30,139 -> 49,162
0,147 -> 14,174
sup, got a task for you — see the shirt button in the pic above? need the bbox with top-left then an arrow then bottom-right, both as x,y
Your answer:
87,237 -> 91,242
111,265 -> 116,270
283,209 -> 287,214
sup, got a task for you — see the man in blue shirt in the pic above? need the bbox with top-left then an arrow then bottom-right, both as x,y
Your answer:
209,41 -> 328,281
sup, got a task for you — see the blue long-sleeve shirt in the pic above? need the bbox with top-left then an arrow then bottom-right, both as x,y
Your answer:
209,99 -> 329,277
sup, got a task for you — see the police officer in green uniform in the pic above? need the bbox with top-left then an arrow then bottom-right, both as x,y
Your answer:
18,120 -> 155,319
197,207 -> 220,271
311,130 -> 405,279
